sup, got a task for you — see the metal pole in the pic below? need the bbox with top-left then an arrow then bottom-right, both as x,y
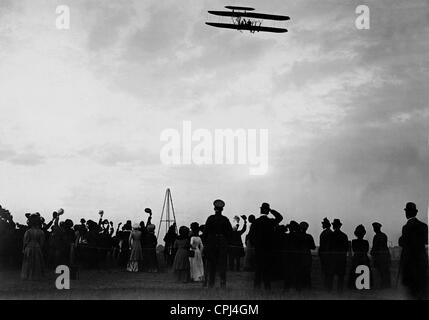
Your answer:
169,189 -> 177,233
157,189 -> 168,239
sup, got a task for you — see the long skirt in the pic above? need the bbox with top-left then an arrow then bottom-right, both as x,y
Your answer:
21,246 -> 44,280
127,242 -> 143,272
173,248 -> 190,271
189,248 -> 204,281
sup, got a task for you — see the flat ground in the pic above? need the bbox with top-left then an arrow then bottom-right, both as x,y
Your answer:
0,264 -> 413,300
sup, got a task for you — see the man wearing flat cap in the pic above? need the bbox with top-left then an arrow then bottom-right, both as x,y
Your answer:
203,199 -> 233,288
249,202 -> 283,290
370,222 -> 391,288
398,202 -> 428,299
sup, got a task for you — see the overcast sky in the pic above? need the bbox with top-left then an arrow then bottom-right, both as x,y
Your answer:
0,0 -> 428,243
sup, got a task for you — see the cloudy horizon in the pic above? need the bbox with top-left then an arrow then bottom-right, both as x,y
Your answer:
0,0 -> 428,242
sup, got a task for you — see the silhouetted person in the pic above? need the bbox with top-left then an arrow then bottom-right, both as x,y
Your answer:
200,224 -> 209,287
228,215 -> 247,271
117,221 -> 132,268
370,222 -> 391,289
244,215 -> 256,271
319,217 -> 333,290
398,202 -> 428,300
250,202 -> 283,290
300,221 -> 316,289
282,224 -> 294,290
348,224 -> 371,289
142,224 -> 158,272
21,214 -> 45,280
328,219 -> 349,292
163,223 -> 177,267
285,221 -> 303,291
203,199 -> 233,288
172,226 -> 191,283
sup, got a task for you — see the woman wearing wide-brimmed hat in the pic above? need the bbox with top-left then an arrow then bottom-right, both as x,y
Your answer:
21,214 -> 45,280
127,223 -> 143,272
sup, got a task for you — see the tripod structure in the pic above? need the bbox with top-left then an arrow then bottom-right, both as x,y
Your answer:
157,188 -> 177,239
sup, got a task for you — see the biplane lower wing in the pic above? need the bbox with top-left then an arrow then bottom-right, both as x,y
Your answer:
205,22 -> 288,33
208,10 -> 290,21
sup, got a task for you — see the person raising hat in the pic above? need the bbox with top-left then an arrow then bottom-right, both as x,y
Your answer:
248,202 -> 283,290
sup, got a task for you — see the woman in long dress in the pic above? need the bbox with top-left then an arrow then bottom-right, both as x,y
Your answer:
189,223 -> 204,282
21,214 -> 45,280
173,226 -> 190,283
127,223 -> 143,272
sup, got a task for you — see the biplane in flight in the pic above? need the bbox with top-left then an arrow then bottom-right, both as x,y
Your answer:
206,6 -> 290,33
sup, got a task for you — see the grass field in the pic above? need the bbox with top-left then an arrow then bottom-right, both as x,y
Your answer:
0,259 -> 416,300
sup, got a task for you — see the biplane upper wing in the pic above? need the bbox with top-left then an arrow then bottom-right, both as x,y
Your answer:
205,22 -> 288,33
224,6 -> 255,11
208,10 -> 290,21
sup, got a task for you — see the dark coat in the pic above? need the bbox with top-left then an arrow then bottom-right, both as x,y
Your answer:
399,217 -> 428,296
330,229 -> 349,276
204,214 -> 233,260
319,228 -> 333,273
249,210 -> 283,252
371,232 -> 391,268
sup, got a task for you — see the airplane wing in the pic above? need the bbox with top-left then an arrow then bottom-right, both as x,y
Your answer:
224,6 -> 255,11
208,11 -> 290,21
205,22 -> 288,33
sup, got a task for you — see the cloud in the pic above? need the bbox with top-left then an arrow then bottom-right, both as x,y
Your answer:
79,144 -> 159,166
84,0 -> 137,52
0,143 -> 45,166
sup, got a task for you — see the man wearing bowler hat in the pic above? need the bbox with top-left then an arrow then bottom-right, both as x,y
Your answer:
328,218 -> 349,292
370,222 -> 391,288
398,202 -> 428,299
249,202 -> 283,290
204,199 -> 233,288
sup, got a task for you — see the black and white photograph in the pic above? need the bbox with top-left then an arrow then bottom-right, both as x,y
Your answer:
0,0 -> 428,308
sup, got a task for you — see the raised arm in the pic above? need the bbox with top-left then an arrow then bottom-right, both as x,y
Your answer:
44,216 -> 55,231
239,221 -> 247,235
270,209 -> 283,225
115,223 -> 122,237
